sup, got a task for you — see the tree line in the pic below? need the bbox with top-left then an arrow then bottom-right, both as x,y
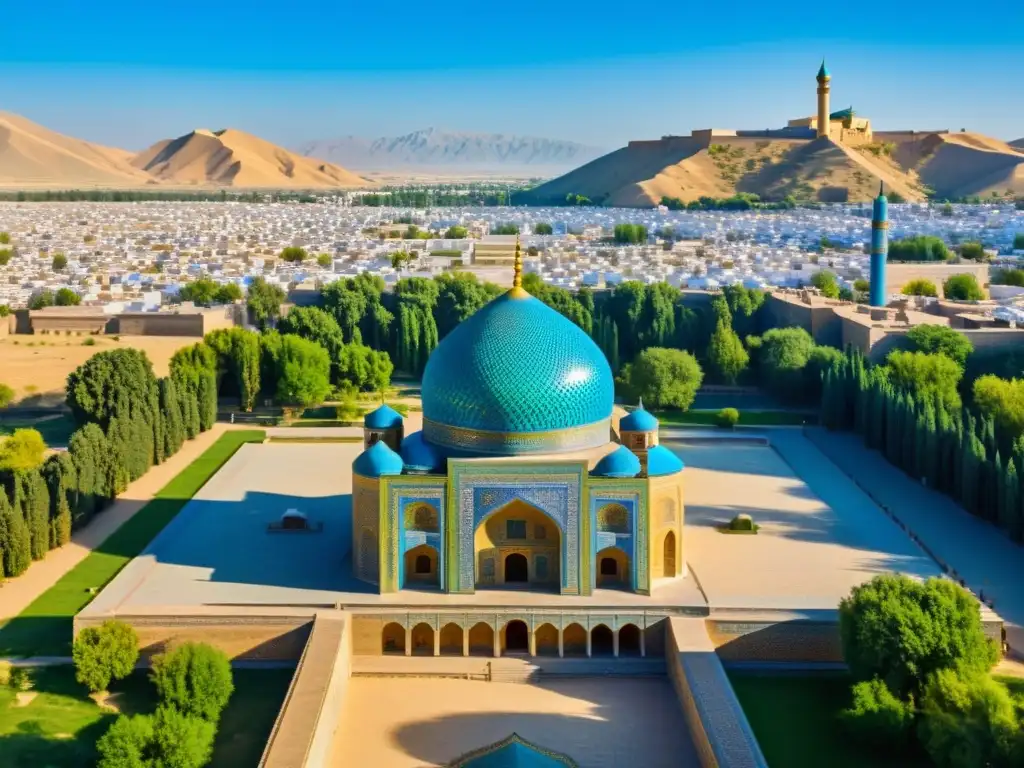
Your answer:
822,335 -> 1024,545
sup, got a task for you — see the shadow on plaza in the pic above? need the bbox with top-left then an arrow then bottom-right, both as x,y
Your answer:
126,490 -> 372,595
388,682 -> 698,767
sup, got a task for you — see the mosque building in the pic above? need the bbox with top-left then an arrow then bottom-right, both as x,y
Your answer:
351,241 -> 685,597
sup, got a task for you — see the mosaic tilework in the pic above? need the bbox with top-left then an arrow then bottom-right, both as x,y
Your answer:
588,484 -> 648,594
420,292 -> 614,435
423,416 -> 610,456
448,461 -> 585,595
381,479 -> 446,593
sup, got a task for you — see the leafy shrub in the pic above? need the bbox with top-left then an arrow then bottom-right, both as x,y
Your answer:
619,347 -> 703,410
888,235 -> 951,262
151,642 -> 234,722
901,278 -> 939,297
992,268 -> 1024,287
82,337 -> 96,346
716,408 -> 740,428
885,350 -> 963,409
0,382 -> 14,408
726,513 -> 757,532
957,241 -> 988,261
97,707 -> 216,768
943,273 -> 984,301
840,677 -> 916,750
917,670 -> 1022,768
72,620 -> 139,693
905,325 -> 973,366
839,575 -> 998,700
810,270 -> 840,298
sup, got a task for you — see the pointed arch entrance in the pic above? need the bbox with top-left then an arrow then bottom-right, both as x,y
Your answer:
663,531 -> 677,577
474,498 -> 561,591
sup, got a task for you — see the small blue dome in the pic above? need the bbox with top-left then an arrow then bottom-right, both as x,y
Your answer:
364,404 -> 403,430
400,431 -> 445,473
647,445 -> 685,477
591,445 -> 641,478
353,440 -> 404,478
620,404 -> 659,433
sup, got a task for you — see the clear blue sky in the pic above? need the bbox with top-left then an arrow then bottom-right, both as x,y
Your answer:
3,0 -> 1022,150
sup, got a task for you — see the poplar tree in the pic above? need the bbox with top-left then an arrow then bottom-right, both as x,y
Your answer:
42,453 -> 75,548
160,377 -> 185,458
1,483 -> 32,577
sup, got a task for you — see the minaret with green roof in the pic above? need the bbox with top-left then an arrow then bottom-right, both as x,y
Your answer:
816,59 -> 831,139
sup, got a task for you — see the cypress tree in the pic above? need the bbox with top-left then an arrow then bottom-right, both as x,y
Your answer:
1010,457 -> 1024,542
901,395 -> 918,474
1,483 -> 32,577
20,470 -> 50,561
886,392 -> 904,464
42,453 -> 75,549
234,331 -> 262,412
855,369 -> 870,438
990,453 -> 1004,524
160,377 -> 185,458
105,417 -> 132,497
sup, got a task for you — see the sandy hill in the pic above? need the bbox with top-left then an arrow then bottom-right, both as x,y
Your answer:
524,131 -> 1024,207
133,128 -> 372,188
296,127 -> 607,172
522,136 -> 927,207
0,111 -> 154,188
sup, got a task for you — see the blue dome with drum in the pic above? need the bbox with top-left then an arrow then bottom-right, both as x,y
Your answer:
364,404 -> 403,430
400,431 -> 445,473
590,445 -> 642,478
646,445 -> 685,477
353,440 -> 405,478
421,283 -> 614,456
620,401 -> 659,433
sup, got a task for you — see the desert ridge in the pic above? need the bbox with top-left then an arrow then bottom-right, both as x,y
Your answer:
0,114 -> 373,189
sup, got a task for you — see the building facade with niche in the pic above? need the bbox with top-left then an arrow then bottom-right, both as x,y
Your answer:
352,244 -> 685,598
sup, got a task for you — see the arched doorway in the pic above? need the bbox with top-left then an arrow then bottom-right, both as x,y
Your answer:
474,499 -> 561,590
382,622 -> 405,654
535,623 -> 559,656
592,624 -> 614,656
504,553 -> 528,583
439,623 -> 463,655
403,544 -> 439,588
563,623 -> 587,656
596,547 -> 630,589
468,622 -> 494,656
410,623 -> 434,655
503,620 -> 529,653
663,531 -> 676,577
619,624 -> 641,656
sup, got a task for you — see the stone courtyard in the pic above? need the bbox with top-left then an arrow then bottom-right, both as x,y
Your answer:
333,677 -> 699,767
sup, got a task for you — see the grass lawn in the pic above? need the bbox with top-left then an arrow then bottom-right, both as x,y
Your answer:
0,430 -> 266,657
656,409 -> 817,427
727,671 -> 931,768
0,664 -> 293,768
0,413 -> 78,447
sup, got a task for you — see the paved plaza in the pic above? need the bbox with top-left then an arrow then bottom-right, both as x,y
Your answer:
332,677 -> 698,767
672,432 -> 940,612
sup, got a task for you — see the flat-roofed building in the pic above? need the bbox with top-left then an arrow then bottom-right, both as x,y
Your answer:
473,235 -> 518,266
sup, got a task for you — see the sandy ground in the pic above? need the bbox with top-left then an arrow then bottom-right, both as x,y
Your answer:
674,435 -> 939,611
333,677 -> 698,767
0,335 -> 198,405
0,424 -> 240,623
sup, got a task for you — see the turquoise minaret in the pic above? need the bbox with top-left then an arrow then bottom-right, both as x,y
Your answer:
869,182 -> 889,307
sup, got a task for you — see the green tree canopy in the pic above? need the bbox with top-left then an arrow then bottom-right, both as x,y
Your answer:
491,224 -> 520,235
51,252 -> 68,271
274,335 -> 332,406
0,249 -> 12,266
0,428 -> 46,471
758,327 -> 817,402
151,641 -> 234,722
613,223 -> 648,244
277,306 -> 345,364
901,278 -> 939,297
246,277 -> 287,330
533,222 -> 553,235
0,382 -> 14,408
316,253 -> 333,267
28,289 -> 55,310
885,350 -> 963,409
54,287 -> 80,306
943,273 -> 984,301
905,325 -> 973,366
444,225 -> 468,239
279,246 -> 308,263
337,342 -> 394,393
888,235 -> 951,262
621,347 -> 703,410
810,270 -> 840,298
72,620 -> 140,693
973,375 -> 1024,445
839,574 -> 997,700
178,277 -> 219,305
213,282 -> 242,303
992,268 -> 1024,287
957,241 -> 987,261
707,319 -> 749,385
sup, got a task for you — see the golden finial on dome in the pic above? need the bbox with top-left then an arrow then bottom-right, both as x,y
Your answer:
509,234 -> 528,298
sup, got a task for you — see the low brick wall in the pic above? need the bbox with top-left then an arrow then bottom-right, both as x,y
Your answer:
667,618 -> 768,768
707,618 -> 843,662
260,613 -> 349,768
73,613 -> 313,661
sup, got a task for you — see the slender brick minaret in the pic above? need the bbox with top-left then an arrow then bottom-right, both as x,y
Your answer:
816,60 -> 831,139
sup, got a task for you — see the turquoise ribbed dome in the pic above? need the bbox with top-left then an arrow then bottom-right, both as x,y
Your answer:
364,404 -> 403,429
353,440 -> 404,478
620,403 -> 659,432
591,446 -> 641,478
400,431 -> 445,473
421,290 -> 614,453
647,445 -> 685,476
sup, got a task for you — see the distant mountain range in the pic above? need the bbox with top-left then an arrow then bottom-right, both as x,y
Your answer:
294,128 -> 608,171
1011,138 -> 1024,150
